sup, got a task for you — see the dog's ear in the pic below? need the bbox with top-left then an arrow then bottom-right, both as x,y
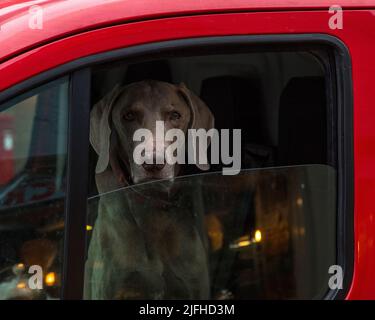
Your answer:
90,84 -> 123,174
178,83 -> 215,171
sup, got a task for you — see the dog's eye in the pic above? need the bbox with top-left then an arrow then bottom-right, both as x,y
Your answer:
170,111 -> 181,121
123,111 -> 136,121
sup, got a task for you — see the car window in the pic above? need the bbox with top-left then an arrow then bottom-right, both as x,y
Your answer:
0,77 -> 69,300
85,48 -> 340,300
85,165 -> 336,299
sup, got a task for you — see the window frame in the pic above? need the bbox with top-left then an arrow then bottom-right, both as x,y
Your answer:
0,34 -> 353,300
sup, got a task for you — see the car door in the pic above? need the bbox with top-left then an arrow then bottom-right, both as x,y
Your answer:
1,7 -> 374,299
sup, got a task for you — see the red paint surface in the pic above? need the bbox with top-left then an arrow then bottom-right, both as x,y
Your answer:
1,1 -> 375,299
0,0 -> 374,63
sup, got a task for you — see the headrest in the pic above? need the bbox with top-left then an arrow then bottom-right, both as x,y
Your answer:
200,76 -> 264,143
278,76 -> 327,165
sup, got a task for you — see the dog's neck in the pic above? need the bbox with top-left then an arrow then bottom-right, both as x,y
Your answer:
95,168 -> 125,195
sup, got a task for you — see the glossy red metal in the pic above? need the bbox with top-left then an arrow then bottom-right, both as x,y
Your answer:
0,0 -> 374,63
1,0 -> 375,299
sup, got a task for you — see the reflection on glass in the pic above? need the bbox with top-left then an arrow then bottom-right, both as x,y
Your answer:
85,164 -> 336,300
0,78 -> 68,300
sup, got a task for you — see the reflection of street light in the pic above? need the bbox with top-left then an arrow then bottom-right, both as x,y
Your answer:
16,263 -> 25,271
16,282 -> 26,289
45,272 -> 56,286
3,131 -> 14,151
237,239 -> 252,247
254,230 -> 262,243
296,197 -> 303,207
229,230 -> 262,249
13,262 -> 25,275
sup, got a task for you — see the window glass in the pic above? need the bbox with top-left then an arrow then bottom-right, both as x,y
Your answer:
85,165 -> 336,299
85,49 -> 337,299
0,77 -> 69,300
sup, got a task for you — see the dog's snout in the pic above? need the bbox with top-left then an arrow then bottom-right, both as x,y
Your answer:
142,163 -> 166,172
142,148 -> 166,172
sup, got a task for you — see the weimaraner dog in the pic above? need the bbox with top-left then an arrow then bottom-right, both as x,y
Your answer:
84,80 -> 214,299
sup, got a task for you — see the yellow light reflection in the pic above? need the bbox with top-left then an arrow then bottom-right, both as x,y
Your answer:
16,282 -> 26,289
237,240 -> 252,247
86,225 -> 93,231
254,230 -> 262,243
45,272 -> 56,286
296,197 -> 303,206
13,263 -> 26,275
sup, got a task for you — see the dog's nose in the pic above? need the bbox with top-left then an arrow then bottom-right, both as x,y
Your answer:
142,163 -> 166,172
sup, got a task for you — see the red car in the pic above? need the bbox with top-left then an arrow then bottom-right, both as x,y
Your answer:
0,0 -> 374,300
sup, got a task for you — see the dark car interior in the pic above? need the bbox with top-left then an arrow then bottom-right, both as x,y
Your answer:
0,48 -> 336,299
86,50 -> 335,299
90,51 -> 330,191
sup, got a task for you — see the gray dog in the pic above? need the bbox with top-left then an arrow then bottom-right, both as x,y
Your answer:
84,80 -> 214,299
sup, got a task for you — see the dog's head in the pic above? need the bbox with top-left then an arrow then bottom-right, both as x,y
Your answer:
90,80 -> 214,185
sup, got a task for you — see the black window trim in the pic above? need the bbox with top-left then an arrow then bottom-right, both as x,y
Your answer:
61,68 -> 91,299
0,34 -> 353,300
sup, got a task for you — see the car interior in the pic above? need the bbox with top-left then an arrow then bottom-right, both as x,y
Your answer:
0,48 -> 336,299
86,50 -> 335,299
90,51 -> 330,193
